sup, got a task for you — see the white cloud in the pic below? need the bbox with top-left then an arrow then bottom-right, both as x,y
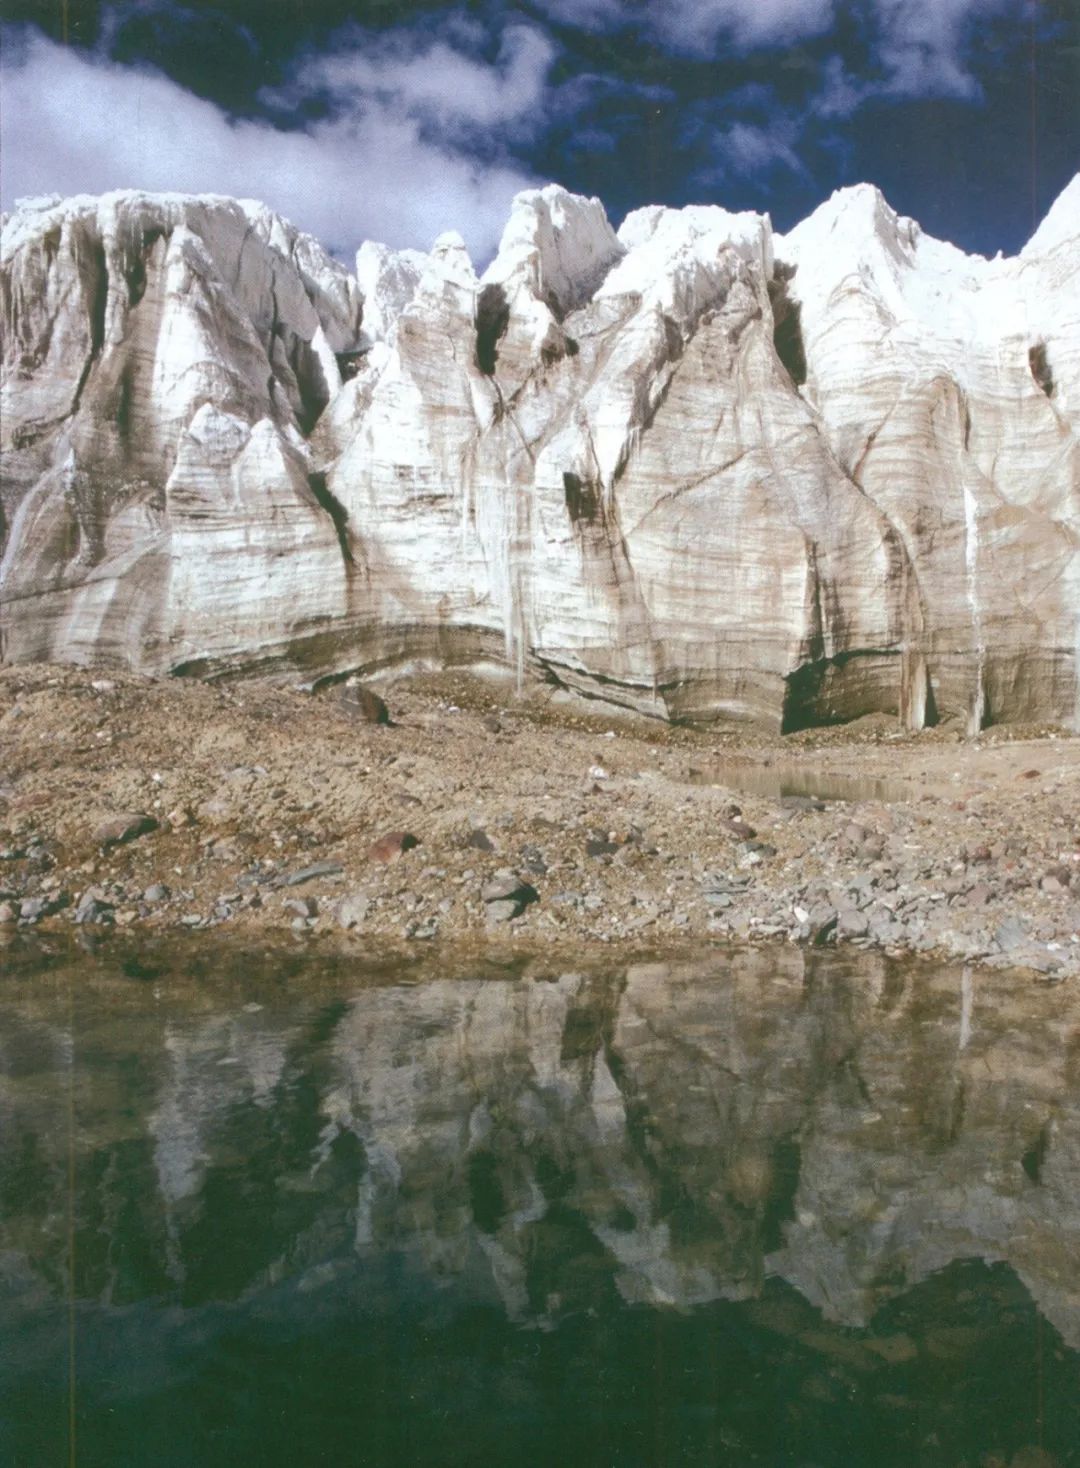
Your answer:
814,55 -> 868,118
287,24 -> 556,134
657,0 -> 836,52
722,120 -> 805,175
691,115 -> 808,189
534,0 -> 835,54
871,0 -> 1021,99
536,0 -> 1026,98
0,28 -> 550,261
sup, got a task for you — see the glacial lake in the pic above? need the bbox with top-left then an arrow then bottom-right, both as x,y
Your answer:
1,937 -> 1078,1468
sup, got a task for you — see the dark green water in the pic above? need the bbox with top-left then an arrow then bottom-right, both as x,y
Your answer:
1,938 -> 1078,1467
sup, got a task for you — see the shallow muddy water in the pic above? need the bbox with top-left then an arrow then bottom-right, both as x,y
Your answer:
1,939 -> 1077,1466
685,760 -> 911,804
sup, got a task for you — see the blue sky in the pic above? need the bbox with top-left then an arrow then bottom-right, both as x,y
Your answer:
1,0 -> 1076,262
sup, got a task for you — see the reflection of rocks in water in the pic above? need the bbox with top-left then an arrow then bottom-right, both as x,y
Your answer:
0,946 -> 1077,1346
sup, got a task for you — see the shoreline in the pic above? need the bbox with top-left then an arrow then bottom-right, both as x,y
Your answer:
2,664 -> 1078,984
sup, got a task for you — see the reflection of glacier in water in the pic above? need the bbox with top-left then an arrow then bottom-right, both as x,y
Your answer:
1,941 -> 1078,1467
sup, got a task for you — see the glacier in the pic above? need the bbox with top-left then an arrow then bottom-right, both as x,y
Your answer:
1,176 -> 1078,730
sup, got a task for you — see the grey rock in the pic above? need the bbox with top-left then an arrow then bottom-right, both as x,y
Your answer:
869,915 -> 904,945
405,918 -> 439,940
702,872 -> 750,895
143,883 -> 171,903
75,887 -> 113,925
283,897 -> 317,918
780,794 -> 826,811
336,892 -> 371,931
339,682 -> 390,724
285,860 -> 343,886
480,870 -> 537,905
480,871 -> 539,921
836,908 -> 870,938
518,844 -> 548,875
721,818 -> 757,839
485,899 -> 521,924
93,812 -> 158,849
996,916 -> 1029,953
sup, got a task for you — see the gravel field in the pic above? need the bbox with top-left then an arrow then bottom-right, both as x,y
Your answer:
2,664 -> 1079,982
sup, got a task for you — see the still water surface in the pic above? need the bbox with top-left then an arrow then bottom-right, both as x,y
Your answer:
1,939 -> 1078,1467
684,761 -> 910,805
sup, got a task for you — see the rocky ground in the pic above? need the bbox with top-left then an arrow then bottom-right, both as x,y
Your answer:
1,663 -> 1078,982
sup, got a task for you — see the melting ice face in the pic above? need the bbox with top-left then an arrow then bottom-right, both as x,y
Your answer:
1,940 -> 1077,1466
962,479 -> 986,735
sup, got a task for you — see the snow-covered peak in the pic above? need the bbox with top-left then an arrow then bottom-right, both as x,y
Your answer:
355,231 -> 478,344
777,183 -> 923,278
429,230 -> 477,288
481,184 -> 623,316
599,203 -> 773,328
775,181 -> 1020,362
1,188 -> 363,350
1023,173 -> 1080,258
355,241 -> 428,343
612,202 -> 772,283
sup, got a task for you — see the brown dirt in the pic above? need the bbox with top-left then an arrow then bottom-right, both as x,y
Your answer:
1,664 -> 1078,978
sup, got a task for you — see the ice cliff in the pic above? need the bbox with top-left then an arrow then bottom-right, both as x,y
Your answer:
2,177 -> 1078,730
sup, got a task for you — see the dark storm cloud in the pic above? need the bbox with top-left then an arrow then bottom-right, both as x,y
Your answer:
1,0 -> 1076,261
